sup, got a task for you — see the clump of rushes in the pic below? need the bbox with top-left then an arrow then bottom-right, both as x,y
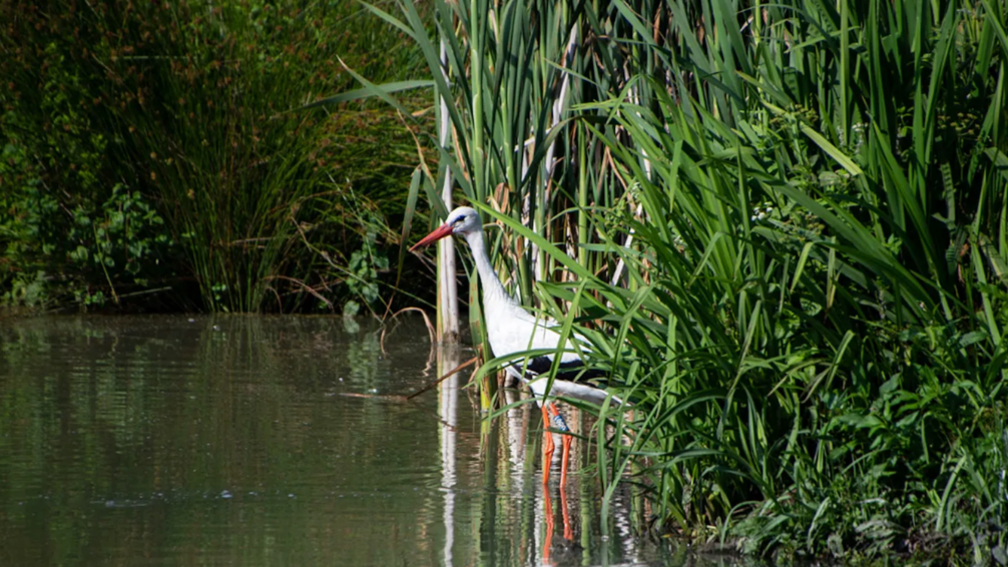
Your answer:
0,0 -> 430,312
566,1 -> 1007,562
375,0 -> 1007,561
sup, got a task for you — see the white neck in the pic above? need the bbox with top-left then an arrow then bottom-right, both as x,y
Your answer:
463,227 -> 516,308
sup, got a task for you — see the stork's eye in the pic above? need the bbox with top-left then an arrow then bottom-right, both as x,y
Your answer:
452,217 -> 464,226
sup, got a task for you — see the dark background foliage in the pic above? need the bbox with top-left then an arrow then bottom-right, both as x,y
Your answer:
1,0 -> 433,313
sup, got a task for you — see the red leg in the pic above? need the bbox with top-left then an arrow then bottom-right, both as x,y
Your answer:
546,402 -> 573,487
560,432 -> 572,487
541,404 -> 554,486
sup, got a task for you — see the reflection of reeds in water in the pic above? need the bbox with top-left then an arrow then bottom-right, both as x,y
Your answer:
437,343 -> 462,566
0,315 -> 449,565
503,388 -> 531,491
2,315 -> 665,565
457,382 -> 649,565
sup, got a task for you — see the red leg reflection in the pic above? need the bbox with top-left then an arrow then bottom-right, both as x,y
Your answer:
542,478 -> 574,564
560,484 -> 573,541
543,489 -> 555,565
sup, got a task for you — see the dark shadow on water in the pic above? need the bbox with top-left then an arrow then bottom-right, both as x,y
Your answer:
0,315 -> 757,567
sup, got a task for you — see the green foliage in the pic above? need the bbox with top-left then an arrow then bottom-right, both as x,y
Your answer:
385,0 -> 1008,561
0,0 -> 430,312
0,27 -> 182,307
565,0 -> 1008,561
346,230 -> 390,315
0,137 -> 174,307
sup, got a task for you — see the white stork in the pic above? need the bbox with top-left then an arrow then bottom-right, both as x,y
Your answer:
411,206 -> 618,486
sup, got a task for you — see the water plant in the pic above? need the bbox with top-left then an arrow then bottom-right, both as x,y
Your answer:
355,0 -> 1007,560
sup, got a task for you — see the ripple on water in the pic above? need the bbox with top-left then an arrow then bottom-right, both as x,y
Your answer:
0,315 -> 681,567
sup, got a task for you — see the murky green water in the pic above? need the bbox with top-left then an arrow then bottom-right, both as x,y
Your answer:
0,315 -> 722,566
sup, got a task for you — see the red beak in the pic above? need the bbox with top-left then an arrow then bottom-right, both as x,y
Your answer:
410,223 -> 455,252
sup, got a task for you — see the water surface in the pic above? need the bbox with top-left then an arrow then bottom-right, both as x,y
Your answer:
0,315 -> 714,566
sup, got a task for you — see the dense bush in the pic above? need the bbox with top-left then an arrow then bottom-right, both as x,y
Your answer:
571,1 -> 1008,561
386,0 -> 1008,561
0,0 -> 431,312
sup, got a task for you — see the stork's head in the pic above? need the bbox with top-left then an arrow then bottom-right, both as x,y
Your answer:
410,206 -> 482,251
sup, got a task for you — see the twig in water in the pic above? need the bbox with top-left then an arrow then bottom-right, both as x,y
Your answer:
406,355 -> 479,400
114,286 -> 173,299
380,307 -> 435,355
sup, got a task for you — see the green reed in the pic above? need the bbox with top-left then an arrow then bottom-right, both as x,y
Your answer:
575,0 -> 1006,561
362,0 -> 1007,560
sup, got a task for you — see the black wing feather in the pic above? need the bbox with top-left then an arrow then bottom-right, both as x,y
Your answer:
514,356 -> 607,382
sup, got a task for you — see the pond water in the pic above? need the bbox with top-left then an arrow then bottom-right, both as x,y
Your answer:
0,315 -> 739,566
